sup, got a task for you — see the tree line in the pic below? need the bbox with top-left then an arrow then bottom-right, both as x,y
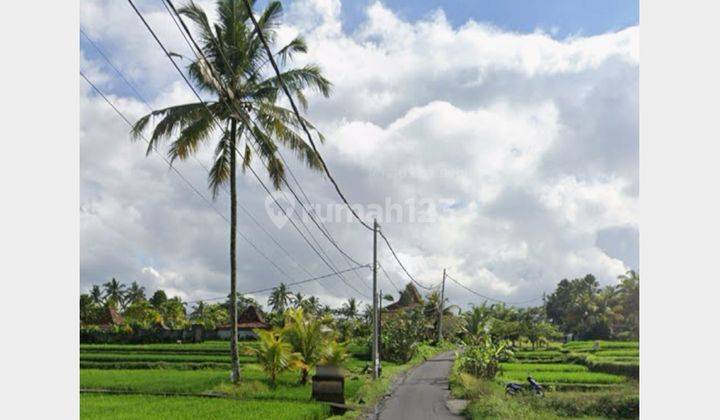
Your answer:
80,270 -> 639,343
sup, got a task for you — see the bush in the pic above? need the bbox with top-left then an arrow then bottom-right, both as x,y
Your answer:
380,307 -> 426,363
458,334 -> 511,379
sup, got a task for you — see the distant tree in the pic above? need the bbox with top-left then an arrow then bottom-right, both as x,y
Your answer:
545,274 -> 600,337
340,297 -> 359,320
90,285 -> 104,306
123,300 -> 162,328
103,278 -> 127,309
617,270 -> 639,339
304,296 -> 322,315
292,292 -> 305,309
268,283 -> 293,313
222,293 -> 262,321
125,282 -> 146,305
149,290 -> 168,309
191,302 -> 229,330
80,294 -> 98,324
161,297 -> 188,329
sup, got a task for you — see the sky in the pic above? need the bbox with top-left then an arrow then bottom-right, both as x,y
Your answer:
79,0 -> 639,310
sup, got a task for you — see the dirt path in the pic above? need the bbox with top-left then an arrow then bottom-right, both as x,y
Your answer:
374,351 -> 462,420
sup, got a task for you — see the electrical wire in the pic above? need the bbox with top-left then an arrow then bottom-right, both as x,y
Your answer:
126,0 -> 369,298
445,272 -> 544,305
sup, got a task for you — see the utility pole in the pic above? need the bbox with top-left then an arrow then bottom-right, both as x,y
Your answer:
372,219 -> 380,379
437,268 -> 446,343
378,288 -> 383,377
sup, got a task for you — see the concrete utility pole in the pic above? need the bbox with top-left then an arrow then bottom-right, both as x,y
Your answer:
437,268 -> 446,343
378,288 -> 383,377
372,219 -> 380,379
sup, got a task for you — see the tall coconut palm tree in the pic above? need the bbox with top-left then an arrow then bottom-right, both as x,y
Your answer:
268,282 -> 293,314
90,285 -> 104,306
131,0 -> 330,383
292,292 -> 304,309
103,278 -> 126,309
126,281 -> 147,305
340,297 -> 359,319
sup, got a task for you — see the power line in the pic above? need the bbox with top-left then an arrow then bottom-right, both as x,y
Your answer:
161,0 -> 365,272
378,228 -> 434,290
80,70 -> 296,284
126,0 -> 368,298
378,262 -> 400,293
444,272 -> 544,305
241,0 -> 374,232
241,0 -> 430,292
159,0 -> 368,299
186,264 -> 370,304
80,26 -> 322,286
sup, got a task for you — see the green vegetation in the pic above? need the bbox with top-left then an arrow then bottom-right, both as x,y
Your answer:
449,272 -> 640,419
501,363 -> 586,372
81,394 -> 330,420
80,282 -> 457,419
81,233 -> 638,419
499,370 -> 626,385
243,329 -> 304,387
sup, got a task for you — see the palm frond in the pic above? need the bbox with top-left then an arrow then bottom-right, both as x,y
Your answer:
276,36 -> 307,66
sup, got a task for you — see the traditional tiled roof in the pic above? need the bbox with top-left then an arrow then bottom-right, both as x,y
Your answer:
217,305 -> 270,330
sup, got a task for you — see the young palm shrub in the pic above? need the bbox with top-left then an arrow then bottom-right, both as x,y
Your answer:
243,329 -> 304,388
321,341 -> 349,366
282,308 -> 332,384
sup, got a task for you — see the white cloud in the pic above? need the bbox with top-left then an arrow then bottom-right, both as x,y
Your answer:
79,0 -> 638,309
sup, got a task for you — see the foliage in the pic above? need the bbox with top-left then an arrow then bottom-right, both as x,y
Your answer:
268,283 -> 294,314
320,340 -> 349,366
339,297 -> 360,319
103,278 -> 127,309
243,329 -> 304,387
499,369 -> 626,384
149,290 -> 168,309
80,394 -> 331,420
545,271 -> 639,340
80,294 -> 101,325
189,302 -> 229,330
123,300 -> 163,328
458,333 -> 512,379
281,308 -> 333,383
380,306 -> 427,363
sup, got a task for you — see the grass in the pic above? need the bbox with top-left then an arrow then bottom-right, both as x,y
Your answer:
591,350 -> 639,357
501,363 -> 587,372
80,341 -> 257,353
80,352 -> 254,363
513,350 -> 564,359
499,369 -> 626,385
563,341 -> 638,351
79,340 -> 456,419
451,350 -> 639,420
80,394 -> 330,420
81,369 -> 231,394
80,361 -> 231,370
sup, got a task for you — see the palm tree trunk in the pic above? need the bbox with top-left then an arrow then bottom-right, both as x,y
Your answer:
229,119 -> 241,384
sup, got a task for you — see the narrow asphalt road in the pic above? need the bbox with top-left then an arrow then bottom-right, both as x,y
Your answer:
375,351 -> 462,420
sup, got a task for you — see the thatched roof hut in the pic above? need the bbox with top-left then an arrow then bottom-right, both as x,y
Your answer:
385,283 -> 423,312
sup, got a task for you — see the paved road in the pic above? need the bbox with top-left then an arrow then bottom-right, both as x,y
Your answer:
375,351 -> 462,420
